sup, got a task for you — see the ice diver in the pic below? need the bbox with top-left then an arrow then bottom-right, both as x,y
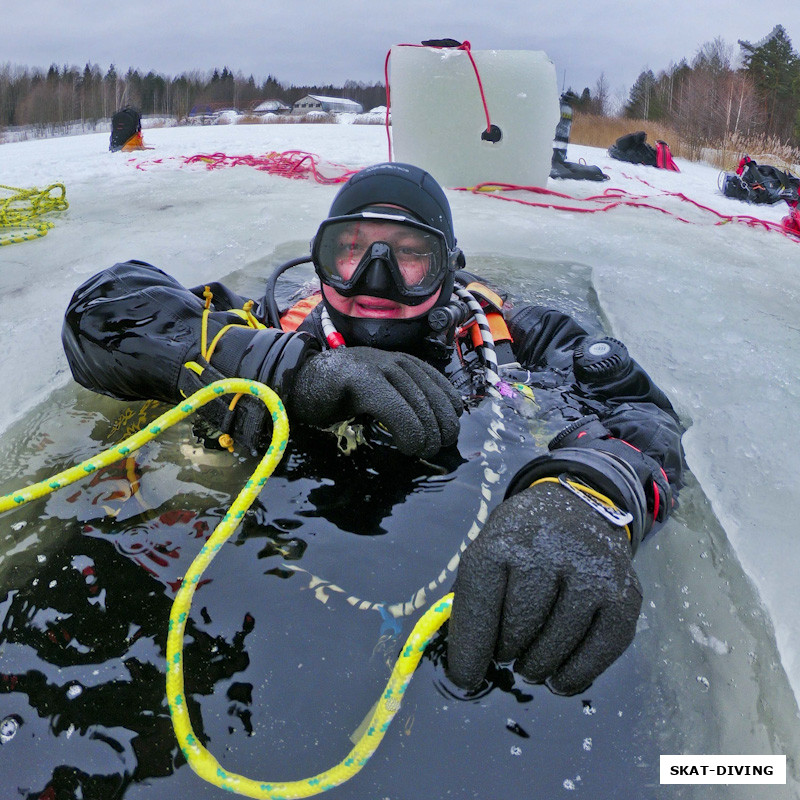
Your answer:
62,161 -> 683,696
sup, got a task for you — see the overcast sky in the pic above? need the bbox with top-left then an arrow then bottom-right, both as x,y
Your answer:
3,0 -> 797,104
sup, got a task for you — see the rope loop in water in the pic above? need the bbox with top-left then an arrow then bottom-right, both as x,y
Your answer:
0,378 -> 453,798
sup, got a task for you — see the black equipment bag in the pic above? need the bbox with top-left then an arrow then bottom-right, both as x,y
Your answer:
109,107 -> 142,152
608,131 -> 658,166
722,157 -> 799,205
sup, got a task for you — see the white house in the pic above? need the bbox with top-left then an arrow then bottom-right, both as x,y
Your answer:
252,99 -> 291,115
291,95 -> 363,115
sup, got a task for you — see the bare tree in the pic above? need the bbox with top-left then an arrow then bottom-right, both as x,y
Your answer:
673,50 -> 762,157
724,71 -> 761,136
693,37 -> 734,75
591,72 -> 610,116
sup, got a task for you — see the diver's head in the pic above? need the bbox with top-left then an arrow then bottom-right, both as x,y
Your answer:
311,163 -> 461,350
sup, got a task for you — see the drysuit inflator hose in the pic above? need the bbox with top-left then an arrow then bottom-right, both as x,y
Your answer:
0,378 -> 453,799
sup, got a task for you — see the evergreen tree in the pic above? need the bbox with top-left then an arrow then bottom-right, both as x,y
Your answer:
260,74 -> 286,102
104,64 -> 119,115
739,25 -> 800,142
625,69 -> 659,119
123,68 -> 142,109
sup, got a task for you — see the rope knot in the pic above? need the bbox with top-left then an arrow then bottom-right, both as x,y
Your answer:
218,433 -> 234,452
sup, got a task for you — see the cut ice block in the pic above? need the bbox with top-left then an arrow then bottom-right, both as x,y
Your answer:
390,46 -> 559,188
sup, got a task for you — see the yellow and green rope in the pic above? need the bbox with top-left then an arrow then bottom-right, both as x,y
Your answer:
0,183 -> 68,246
0,378 -> 452,798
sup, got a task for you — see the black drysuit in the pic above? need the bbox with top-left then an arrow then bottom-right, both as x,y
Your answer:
62,259 -> 684,547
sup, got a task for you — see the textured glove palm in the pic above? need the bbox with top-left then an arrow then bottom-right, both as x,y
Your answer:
448,481 -> 642,695
289,347 -> 463,459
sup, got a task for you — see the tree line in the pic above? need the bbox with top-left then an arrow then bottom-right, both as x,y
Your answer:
569,25 -> 800,151
1,23 -> 798,149
0,63 -> 386,133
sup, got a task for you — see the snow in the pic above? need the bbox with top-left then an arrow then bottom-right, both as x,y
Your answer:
1,121 -> 799,714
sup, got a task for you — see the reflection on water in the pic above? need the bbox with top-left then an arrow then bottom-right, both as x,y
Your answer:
1,258 -> 797,799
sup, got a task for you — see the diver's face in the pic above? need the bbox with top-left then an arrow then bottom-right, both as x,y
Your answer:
331,220 -> 437,287
321,219 -> 443,319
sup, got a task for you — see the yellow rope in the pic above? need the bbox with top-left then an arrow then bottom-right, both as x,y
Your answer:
0,377 -> 452,798
196,287 -> 272,453
0,183 -> 68,246
529,476 -> 632,541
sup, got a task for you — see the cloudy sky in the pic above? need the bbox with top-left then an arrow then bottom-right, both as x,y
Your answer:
3,0 -> 797,103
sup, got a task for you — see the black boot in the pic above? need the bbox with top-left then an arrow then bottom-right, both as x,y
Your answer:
549,95 -> 609,182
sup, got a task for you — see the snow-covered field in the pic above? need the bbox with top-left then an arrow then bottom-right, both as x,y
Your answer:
1,117 -> 799,725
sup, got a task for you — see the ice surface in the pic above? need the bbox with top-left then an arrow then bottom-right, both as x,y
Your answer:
1,120 -> 799,742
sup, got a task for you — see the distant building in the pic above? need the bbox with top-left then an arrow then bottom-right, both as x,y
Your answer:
291,95 -> 363,115
252,99 -> 291,115
187,102 -> 239,122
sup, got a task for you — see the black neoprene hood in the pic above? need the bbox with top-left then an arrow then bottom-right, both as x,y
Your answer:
327,162 -> 456,249
319,162 -> 459,351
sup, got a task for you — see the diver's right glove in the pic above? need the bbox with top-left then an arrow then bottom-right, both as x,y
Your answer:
289,347 -> 463,459
448,479 -> 642,695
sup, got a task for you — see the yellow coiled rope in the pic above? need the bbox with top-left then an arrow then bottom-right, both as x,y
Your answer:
0,378 -> 452,798
0,183 -> 68,246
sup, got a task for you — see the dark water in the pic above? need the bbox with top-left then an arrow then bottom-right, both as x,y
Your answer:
1,258 -> 797,799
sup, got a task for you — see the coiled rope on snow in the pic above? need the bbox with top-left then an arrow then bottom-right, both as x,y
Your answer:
0,378 -> 453,798
0,183 -> 68,246
132,150 -> 357,186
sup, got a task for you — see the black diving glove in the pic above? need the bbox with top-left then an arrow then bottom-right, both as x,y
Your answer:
447,481 -> 642,695
289,347 -> 463,459
178,324 -> 319,452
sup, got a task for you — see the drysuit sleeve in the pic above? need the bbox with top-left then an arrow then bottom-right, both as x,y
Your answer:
505,303 -> 684,545
61,260 -> 320,449
506,303 -> 682,463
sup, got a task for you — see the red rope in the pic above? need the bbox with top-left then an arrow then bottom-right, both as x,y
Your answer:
784,207 -> 800,235
623,173 -> 800,237
130,148 -> 799,242
384,40 -> 494,162
384,50 -> 393,162
458,41 -> 493,134
182,150 -> 357,184
133,150 -> 357,185
455,180 -> 800,242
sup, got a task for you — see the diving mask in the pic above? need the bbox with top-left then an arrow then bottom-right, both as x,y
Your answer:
311,210 -> 459,306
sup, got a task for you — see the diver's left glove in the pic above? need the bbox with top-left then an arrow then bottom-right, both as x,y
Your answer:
447,480 -> 642,695
548,414 -> 672,534
289,347 -> 463,459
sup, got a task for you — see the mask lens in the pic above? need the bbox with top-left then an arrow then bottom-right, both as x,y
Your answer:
313,216 -> 448,296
